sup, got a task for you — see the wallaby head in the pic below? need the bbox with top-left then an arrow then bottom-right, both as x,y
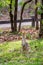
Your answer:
21,29 -> 26,37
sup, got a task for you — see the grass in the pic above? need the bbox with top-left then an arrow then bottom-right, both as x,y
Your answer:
0,39 -> 43,65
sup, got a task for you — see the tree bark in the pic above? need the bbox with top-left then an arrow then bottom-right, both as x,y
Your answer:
9,0 -> 14,32
18,0 -> 32,31
14,0 -> 18,32
35,0 -> 39,30
32,16 -> 35,27
39,0 -> 43,38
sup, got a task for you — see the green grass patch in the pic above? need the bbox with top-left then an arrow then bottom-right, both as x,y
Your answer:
0,39 -> 43,65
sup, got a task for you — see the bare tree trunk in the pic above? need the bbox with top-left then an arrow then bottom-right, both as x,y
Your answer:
32,16 -> 35,27
9,0 -> 14,32
35,0 -> 39,30
14,0 -> 18,32
18,0 -> 32,31
39,0 -> 43,38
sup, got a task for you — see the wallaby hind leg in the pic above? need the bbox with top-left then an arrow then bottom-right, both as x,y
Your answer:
22,42 -> 30,54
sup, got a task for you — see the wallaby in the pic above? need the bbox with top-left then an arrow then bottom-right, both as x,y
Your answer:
22,31 -> 29,54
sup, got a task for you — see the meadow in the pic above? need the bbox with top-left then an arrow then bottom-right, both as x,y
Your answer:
0,39 -> 43,65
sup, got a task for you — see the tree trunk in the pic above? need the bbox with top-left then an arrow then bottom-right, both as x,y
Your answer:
35,0 -> 39,30
31,15 -> 35,27
39,0 -> 43,38
14,0 -> 18,32
9,0 -> 14,32
32,17 -> 35,27
18,0 -> 32,31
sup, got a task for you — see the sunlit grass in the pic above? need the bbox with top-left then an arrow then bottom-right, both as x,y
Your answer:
0,41 -> 22,56
0,39 -> 43,65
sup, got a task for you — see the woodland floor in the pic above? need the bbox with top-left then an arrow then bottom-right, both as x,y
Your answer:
0,27 -> 39,43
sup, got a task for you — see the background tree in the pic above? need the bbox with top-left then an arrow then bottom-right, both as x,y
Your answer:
14,0 -> 18,32
0,0 -> 18,32
39,0 -> 43,38
18,0 -> 32,31
35,0 -> 39,30
9,0 -> 14,32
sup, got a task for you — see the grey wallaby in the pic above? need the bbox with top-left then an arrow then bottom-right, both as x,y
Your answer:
22,32 -> 30,54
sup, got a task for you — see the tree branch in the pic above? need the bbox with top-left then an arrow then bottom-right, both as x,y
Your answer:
19,0 -> 32,31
